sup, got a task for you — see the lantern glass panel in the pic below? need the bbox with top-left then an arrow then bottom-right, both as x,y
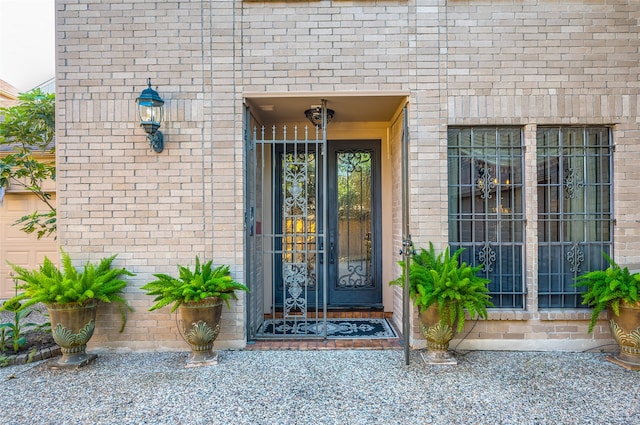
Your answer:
138,101 -> 163,125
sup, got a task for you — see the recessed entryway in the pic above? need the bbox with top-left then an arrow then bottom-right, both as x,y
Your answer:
244,93 -> 408,340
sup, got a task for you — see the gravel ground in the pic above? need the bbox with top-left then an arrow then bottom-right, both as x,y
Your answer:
0,349 -> 638,425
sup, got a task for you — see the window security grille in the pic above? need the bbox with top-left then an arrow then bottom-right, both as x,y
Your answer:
537,127 -> 613,308
448,127 -> 526,309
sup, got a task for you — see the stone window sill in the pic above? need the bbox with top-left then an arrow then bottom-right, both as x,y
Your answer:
538,309 -> 599,321
479,309 -> 598,321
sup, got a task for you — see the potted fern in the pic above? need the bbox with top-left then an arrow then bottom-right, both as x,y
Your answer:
575,253 -> 640,370
141,256 -> 248,367
391,242 -> 493,364
1,250 -> 134,368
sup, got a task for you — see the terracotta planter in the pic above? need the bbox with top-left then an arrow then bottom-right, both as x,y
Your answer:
46,300 -> 98,369
606,301 -> 640,370
179,297 -> 223,367
419,303 -> 458,365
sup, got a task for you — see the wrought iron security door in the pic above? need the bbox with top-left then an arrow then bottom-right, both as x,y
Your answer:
246,116 -> 329,338
246,130 -> 384,337
274,144 -> 325,314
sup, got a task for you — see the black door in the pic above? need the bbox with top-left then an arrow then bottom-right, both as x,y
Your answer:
326,140 -> 382,307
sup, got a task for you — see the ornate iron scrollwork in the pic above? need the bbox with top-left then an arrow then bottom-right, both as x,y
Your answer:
338,151 -> 369,173
338,263 -> 373,288
564,168 -> 584,199
281,152 -> 317,318
477,167 -> 495,199
284,263 -> 308,317
478,243 -> 496,273
283,154 -> 313,216
566,242 -> 584,273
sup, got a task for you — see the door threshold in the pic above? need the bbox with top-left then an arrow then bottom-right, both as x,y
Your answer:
265,310 -> 392,320
244,338 -> 403,351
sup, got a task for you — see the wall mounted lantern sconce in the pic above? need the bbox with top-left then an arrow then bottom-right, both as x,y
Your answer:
136,78 -> 165,153
304,104 -> 334,127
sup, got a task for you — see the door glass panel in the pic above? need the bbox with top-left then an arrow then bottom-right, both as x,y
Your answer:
336,151 -> 374,289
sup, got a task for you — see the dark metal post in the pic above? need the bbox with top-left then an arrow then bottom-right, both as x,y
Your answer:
243,104 -> 254,342
321,99 -> 329,338
401,105 -> 411,365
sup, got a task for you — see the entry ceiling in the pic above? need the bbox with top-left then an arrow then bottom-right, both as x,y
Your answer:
244,93 -> 407,126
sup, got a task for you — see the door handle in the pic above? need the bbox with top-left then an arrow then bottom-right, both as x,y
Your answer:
329,241 -> 335,264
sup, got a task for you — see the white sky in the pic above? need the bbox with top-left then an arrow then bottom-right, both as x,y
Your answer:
0,0 -> 55,92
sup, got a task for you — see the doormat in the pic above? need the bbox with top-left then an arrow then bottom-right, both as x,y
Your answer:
255,318 -> 398,339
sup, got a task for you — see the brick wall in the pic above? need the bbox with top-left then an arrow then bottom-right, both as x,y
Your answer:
56,0 -> 639,351
56,0 -> 246,350
437,0 -> 640,350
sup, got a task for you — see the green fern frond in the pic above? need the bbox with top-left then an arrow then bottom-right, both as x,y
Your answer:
574,251 -> 640,333
2,249 -> 135,332
141,256 -> 249,313
388,242 -> 493,333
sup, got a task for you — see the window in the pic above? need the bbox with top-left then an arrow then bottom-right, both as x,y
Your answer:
537,127 -> 613,308
448,127 -> 525,308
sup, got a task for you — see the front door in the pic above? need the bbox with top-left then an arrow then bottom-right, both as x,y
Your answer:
326,140 -> 382,307
274,140 -> 382,309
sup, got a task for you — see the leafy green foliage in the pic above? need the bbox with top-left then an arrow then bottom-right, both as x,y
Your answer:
391,242 -> 493,333
14,210 -> 57,240
574,252 -> 640,333
0,89 -> 56,238
1,250 -> 135,332
0,301 -> 48,353
142,256 -> 249,313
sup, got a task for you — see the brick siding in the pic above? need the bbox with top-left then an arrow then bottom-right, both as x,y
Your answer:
56,0 -> 639,351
